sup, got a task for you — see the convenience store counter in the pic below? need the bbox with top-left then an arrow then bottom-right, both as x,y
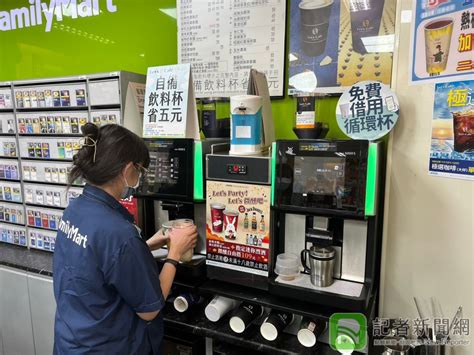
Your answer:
0,243 -> 53,275
0,244 -> 344,354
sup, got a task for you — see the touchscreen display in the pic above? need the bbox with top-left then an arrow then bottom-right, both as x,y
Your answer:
293,157 -> 346,197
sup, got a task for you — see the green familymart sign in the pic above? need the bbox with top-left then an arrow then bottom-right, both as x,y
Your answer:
0,0 -> 118,33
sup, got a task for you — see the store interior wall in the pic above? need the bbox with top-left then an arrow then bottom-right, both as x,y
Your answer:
0,0 -> 344,140
379,1 -> 473,354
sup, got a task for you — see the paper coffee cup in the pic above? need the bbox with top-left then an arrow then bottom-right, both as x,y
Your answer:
260,311 -> 294,341
299,0 -> 334,57
297,318 -> 326,348
424,18 -> 454,75
229,303 -> 264,334
173,293 -> 202,313
205,296 -> 239,322
210,203 -> 226,233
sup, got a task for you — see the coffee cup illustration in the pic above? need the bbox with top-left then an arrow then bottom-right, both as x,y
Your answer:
424,18 -> 453,76
299,0 -> 334,57
210,203 -> 225,233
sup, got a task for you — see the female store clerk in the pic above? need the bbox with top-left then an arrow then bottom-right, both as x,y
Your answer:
53,123 -> 197,354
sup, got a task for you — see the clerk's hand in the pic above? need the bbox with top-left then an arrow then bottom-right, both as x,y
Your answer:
146,228 -> 169,251
168,226 -> 198,261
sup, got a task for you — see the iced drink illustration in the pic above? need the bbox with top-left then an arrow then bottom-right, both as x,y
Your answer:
453,108 -> 474,153
424,18 -> 453,76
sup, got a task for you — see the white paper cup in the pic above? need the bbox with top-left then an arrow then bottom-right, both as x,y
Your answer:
260,320 -> 279,341
173,296 -> 189,313
297,328 -> 317,347
229,316 -> 246,334
204,296 -> 239,322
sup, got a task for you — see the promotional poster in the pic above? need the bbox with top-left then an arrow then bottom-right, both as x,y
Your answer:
336,81 -> 399,140
429,80 -> 473,180
288,0 -> 396,94
206,181 -> 271,276
143,64 -> 199,139
410,0 -> 473,85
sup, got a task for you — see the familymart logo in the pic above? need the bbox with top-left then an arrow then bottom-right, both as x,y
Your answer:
0,0 -> 118,33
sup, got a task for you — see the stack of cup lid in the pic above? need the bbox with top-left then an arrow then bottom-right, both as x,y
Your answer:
274,253 -> 300,281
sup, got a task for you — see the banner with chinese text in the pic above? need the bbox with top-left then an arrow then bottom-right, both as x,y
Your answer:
429,80 -> 473,180
410,0 -> 473,85
206,181 -> 270,276
336,81 -> 399,140
178,0 -> 286,98
143,64 -> 199,139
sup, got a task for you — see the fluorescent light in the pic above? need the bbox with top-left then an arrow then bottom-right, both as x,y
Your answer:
361,34 -> 395,53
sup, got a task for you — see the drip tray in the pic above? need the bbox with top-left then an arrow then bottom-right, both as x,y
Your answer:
153,248 -> 206,266
269,274 -> 372,312
275,274 -> 363,298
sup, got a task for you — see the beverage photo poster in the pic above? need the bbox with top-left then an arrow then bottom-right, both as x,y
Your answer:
288,0 -> 397,94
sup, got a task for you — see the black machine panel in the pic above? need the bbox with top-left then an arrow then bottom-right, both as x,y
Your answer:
274,140 -> 369,215
138,138 -> 194,201
207,155 -> 271,185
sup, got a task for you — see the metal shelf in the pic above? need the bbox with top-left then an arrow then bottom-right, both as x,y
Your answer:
25,203 -> 65,210
15,106 -> 88,112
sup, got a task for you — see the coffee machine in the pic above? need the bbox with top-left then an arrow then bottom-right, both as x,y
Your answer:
269,139 -> 383,312
136,138 -> 228,280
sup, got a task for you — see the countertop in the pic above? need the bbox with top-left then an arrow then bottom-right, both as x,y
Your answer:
0,243 -> 53,275
0,243 -> 377,354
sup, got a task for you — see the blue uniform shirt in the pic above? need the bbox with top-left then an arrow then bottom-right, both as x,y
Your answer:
53,184 -> 164,354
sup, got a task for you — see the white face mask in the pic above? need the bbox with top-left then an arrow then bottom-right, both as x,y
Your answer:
120,169 -> 141,200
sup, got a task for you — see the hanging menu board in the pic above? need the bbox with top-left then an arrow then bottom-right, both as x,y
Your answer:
178,0 -> 286,98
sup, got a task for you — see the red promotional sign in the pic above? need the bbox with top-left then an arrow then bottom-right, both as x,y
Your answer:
120,197 -> 138,224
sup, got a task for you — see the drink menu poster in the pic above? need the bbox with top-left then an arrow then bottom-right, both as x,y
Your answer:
410,0 -> 473,85
289,0 -> 397,94
177,0 -> 286,98
429,80 -> 473,180
206,181 -> 271,276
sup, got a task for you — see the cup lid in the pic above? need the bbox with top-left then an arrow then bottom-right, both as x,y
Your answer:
310,246 -> 335,259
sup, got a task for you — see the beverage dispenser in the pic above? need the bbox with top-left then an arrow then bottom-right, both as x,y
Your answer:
136,138 -> 228,280
269,139 -> 384,311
